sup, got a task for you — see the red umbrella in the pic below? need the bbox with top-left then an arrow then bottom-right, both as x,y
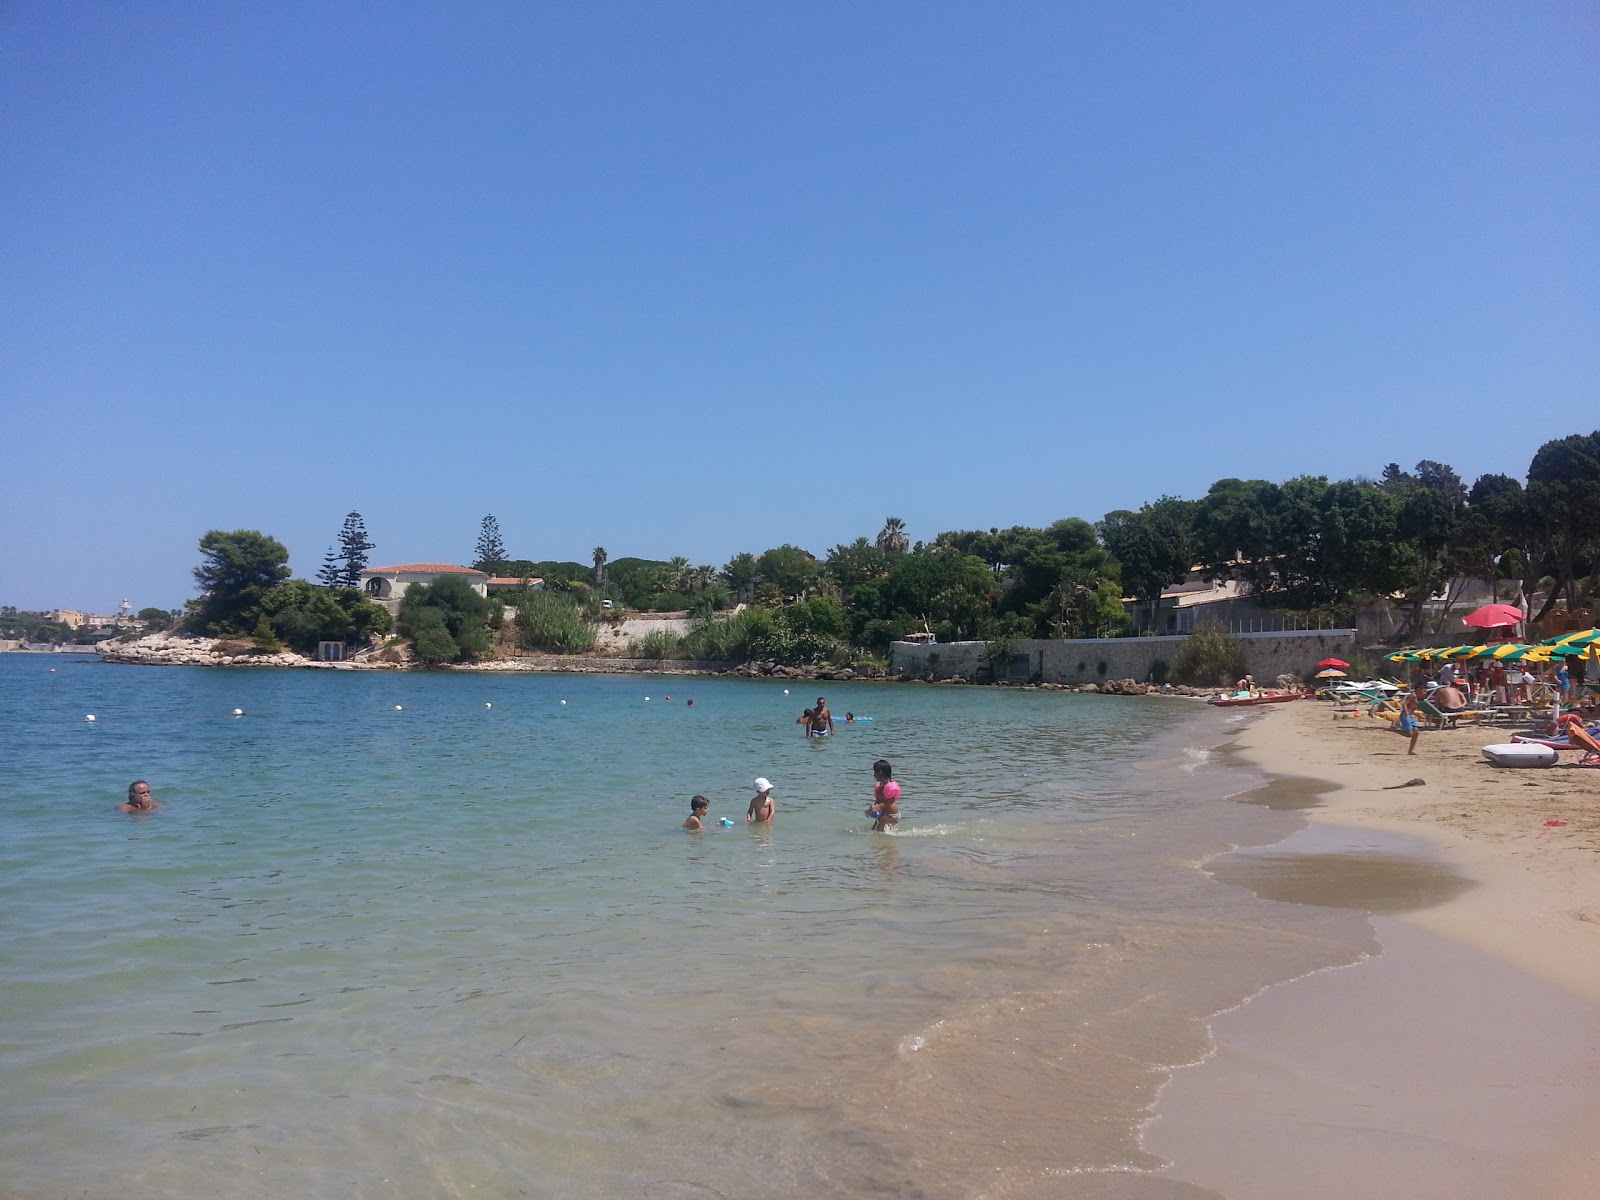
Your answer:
1316,657 -> 1349,670
1462,603 -> 1524,629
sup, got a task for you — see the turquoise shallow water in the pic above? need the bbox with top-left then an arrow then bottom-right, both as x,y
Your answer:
0,655 -> 1371,1198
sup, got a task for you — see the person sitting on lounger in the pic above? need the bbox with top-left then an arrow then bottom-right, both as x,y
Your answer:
1430,683 -> 1468,714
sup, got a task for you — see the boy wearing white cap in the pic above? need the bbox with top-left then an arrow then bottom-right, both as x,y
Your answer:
747,778 -> 775,824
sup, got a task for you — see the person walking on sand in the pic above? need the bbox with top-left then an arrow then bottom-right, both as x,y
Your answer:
747,778 -> 775,824
118,780 -> 158,812
865,759 -> 900,830
1394,692 -> 1421,755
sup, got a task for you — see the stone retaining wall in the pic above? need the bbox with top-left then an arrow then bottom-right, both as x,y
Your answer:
890,630 -> 1361,684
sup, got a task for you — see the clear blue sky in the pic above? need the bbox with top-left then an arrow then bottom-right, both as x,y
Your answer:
3,2 -> 1596,612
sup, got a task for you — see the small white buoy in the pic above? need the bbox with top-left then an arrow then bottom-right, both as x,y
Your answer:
85,714 -> 96,722
783,689 -> 789,695
484,702 -> 492,708
560,699 -> 567,705
49,668 -> 56,673
393,705 -> 403,711
644,696 -> 651,702
232,708 -> 244,716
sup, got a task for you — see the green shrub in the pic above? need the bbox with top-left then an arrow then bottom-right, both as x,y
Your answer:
517,591 -> 599,653
630,629 -> 683,659
680,607 -> 775,661
399,574 -> 494,663
1173,626 -> 1248,686
1149,659 -> 1171,685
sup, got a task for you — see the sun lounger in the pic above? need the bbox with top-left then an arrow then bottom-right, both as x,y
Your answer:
1417,697 -> 1478,730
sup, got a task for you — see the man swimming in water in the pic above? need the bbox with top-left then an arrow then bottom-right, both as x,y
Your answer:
118,780 -> 158,812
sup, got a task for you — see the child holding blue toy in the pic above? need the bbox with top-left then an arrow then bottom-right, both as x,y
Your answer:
865,759 -> 900,831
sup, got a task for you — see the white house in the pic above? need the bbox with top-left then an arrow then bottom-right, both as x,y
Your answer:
358,564 -> 489,615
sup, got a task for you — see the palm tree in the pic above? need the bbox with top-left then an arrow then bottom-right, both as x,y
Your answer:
592,547 -> 608,588
876,517 -> 909,554
663,556 -> 692,594
688,564 -> 718,593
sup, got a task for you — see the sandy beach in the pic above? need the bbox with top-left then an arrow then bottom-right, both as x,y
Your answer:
1147,699 -> 1600,1199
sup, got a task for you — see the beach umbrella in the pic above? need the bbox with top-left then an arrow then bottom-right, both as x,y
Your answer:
1432,645 -> 1480,661
1461,602 -> 1524,629
1315,668 -> 1347,678
1461,642 -> 1537,661
1315,657 -> 1350,670
1539,627 -> 1600,649
1381,649 -> 1415,662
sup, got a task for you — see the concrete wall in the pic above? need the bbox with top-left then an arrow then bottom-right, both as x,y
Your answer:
890,630 -> 1360,684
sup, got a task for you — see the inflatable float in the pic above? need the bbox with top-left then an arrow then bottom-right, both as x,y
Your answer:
1481,743 -> 1558,768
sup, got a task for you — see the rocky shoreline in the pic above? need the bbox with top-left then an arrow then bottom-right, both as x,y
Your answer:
94,633 -> 1215,695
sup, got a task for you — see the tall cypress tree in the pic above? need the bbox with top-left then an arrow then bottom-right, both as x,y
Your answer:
474,515 -> 507,572
338,512 -> 376,588
317,545 -> 344,589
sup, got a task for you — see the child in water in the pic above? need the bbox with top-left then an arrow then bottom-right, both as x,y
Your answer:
683,795 -> 710,831
865,759 -> 899,831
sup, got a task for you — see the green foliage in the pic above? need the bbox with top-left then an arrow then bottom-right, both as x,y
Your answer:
1149,659 -> 1171,685
336,513 -> 375,588
1098,497 -> 1196,606
473,514 -> 508,573
398,573 -> 494,663
250,615 -> 282,653
406,607 -> 458,665
756,545 -> 821,600
498,560 -> 591,588
192,530 -> 292,634
1173,626 -> 1248,687
678,606 -> 778,662
630,629 -> 683,659
825,538 -> 892,593
255,581 -> 392,653
1526,430 -> 1600,615
137,607 -> 171,630
516,590 -> 599,653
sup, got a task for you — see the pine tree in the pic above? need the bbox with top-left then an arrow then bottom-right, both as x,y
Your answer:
317,545 -> 344,589
337,512 -> 376,588
474,515 -> 507,572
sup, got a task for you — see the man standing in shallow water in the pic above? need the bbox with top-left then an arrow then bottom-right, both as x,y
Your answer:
808,697 -> 834,738
118,780 -> 158,812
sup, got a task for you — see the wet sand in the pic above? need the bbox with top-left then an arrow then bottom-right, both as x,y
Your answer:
1147,701 -> 1600,1199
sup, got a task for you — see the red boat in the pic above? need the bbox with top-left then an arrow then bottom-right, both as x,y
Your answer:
1206,692 -> 1308,707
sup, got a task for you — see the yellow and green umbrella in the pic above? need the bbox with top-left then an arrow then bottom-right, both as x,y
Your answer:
1461,642 -> 1539,661
1432,645 -> 1480,660
1540,627 -> 1600,649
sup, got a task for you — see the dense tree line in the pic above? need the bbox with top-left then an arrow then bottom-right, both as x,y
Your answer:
170,430 -> 1596,668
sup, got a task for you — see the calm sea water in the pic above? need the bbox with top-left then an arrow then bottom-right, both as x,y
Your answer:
0,655 -> 1373,1199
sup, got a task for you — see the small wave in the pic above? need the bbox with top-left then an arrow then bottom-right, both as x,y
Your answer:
1180,746 -> 1213,773
890,823 -> 961,837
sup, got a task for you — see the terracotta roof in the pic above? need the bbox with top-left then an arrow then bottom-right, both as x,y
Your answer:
362,563 -> 485,575
485,576 -> 544,586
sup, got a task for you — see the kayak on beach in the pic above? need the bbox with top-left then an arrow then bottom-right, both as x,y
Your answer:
1206,692 -> 1308,707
